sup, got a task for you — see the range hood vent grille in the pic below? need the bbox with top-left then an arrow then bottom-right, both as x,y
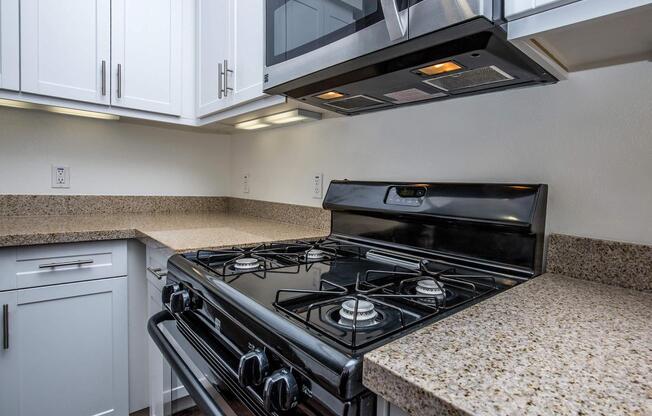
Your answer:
324,95 -> 387,111
424,65 -> 515,92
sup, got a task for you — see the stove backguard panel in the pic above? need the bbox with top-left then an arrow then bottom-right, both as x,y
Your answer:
324,181 -> 548,276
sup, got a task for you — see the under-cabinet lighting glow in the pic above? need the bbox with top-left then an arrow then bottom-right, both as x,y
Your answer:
265,109 -> 321,125
0,99 -> 120,120
234,119 -> 271,130
234,109 -> 321,130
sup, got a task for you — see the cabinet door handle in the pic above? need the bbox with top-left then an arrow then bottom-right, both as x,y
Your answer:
147,267 -> 168,280
38,259 -> 94,269
223,59 -> 233,97
117,64 -> 123,98
101,60 -> 107,96
218,62 -> 223,99
3,304 -> 8,350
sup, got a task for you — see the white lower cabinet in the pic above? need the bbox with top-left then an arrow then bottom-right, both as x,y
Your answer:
145,245 -> 188,416
0,277 -> 128,416
377,397 -> 409,416
0,241 -> 129,416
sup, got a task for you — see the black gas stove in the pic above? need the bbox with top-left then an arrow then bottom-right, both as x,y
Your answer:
148,181 -> 547,416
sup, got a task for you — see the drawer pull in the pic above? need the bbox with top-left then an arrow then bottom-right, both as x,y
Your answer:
147,267 -> 168,280
38,259 -> 95,269
3,304 -> 8,350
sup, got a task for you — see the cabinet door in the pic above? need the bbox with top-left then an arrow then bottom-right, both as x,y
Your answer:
0,291 -> 18,416
112,0 -> 183,115
196,0 -> 232,117
20,0 -> 110,103
0,277 -> 128,416
0,0 -> 20,90
228,0 -> 269,107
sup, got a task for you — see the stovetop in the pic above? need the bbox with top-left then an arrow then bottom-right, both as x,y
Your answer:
183,238 -> 512,353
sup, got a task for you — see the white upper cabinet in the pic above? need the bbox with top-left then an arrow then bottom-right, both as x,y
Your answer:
0,0 -> 20,90
111,0 -> 183,115
505,0 -> 579,20
20,0 -> 111,104
197,0 -> 271,118
229,0 -> 267,107
196,0 -> 231,117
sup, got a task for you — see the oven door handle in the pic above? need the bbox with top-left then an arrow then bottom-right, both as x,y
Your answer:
380,0 -> 408,41
148,311 -> 227,416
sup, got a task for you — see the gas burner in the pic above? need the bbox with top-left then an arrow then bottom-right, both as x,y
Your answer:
233,257 -> 261,270
306,249 -> 326,260
415,279 -> 445,301
338,300 -> 379,327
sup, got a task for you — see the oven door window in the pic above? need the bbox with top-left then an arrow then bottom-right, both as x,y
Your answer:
267,0 -> 408,66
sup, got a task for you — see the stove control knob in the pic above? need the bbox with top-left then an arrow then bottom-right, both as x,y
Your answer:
263,369 -> 299,412
169,290 -> 190,313
161,283 -> 180,304
238,350 -> 269,387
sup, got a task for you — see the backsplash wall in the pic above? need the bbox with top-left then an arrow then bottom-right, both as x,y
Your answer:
0,107 -> 231,196
230,61 -> 652,245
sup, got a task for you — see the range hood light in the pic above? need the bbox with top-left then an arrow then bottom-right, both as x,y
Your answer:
416,61 -> 462,76
0,99 -> 119,120
234,119 -> 271,130
315,91 -> 345,100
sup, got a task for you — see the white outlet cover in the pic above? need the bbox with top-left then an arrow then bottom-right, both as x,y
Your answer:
312,173 -> 323,199
243,173 -> 250,194
51,165 -> 70,189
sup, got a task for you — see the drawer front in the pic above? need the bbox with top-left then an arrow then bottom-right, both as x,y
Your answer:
146,246 -> 174,290
10,241 -> 127,290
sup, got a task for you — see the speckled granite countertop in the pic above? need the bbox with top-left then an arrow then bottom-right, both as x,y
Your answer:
0,213 -> 329,252
363,274 -> 652,416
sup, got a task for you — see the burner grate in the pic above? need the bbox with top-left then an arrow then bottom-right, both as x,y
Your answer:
273,260 -> 499,349
193,239 -> 364,278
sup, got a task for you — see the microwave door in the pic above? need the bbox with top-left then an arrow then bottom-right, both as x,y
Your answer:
264,0 -> 409,92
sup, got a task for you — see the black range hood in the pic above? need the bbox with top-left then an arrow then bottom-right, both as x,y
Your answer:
265,18 -> 557,116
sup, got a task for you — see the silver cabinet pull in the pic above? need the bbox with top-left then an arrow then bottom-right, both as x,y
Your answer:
147,267 -> 168,280
38,259 -> 94,269
117,64 -> 122,98
218,62 -> 223,99
3,304 -> 8,350
223,59 -> 233,97
101,60 -> 107,96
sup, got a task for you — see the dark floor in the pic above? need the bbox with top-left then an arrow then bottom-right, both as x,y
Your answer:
130,407 -> 203,416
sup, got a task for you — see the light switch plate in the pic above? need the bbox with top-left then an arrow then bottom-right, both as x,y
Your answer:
51,165 -> 70,188
312,173 -> 323,199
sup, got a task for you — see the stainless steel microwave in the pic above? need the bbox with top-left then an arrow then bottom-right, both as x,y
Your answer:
263,0 -> 556,115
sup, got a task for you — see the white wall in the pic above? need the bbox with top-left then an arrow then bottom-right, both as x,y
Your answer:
230,61 -> 652,245
0,107 -> 231,196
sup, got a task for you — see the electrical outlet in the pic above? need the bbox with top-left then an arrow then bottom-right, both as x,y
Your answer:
51,165 -> 70,188
312,173 -> 323,199
243,173 -> 250,194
